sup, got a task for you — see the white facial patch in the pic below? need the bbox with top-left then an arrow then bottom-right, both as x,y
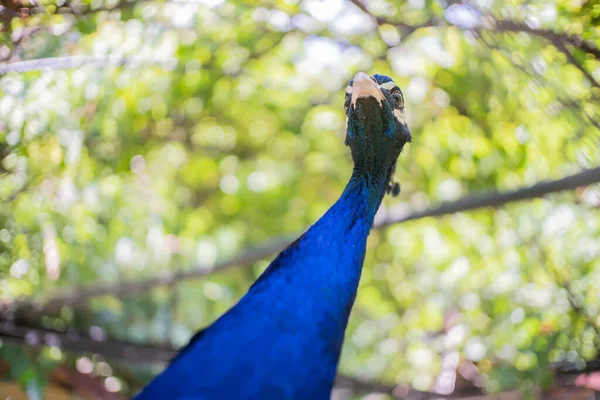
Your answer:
346,85 -> 352,94
380,80 -> 405,124
393,108 -> 406,124
350,72 -> 384,107
380,81 -> 396,91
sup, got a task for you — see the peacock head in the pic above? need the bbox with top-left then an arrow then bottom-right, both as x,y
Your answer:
344,72 -> 411,196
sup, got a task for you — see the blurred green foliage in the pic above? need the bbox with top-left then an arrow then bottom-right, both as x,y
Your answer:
0,0 -> 600,398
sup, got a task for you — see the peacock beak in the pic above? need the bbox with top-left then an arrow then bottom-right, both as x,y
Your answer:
350,72 -> 384,108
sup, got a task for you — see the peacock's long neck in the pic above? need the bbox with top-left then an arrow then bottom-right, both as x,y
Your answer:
250,167 -> 389,304
254,169 -> 389,316
340,168 -> 390,223
271,168 -> 390,363
321,167 -> 389,234
139,168 -> 394,400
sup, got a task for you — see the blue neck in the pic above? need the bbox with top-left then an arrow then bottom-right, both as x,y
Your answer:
134,170 -> 391,400
254,169 -> 389,314
250,168 -> 388,306
305,169 -> 387,291
341,169 -> 389,223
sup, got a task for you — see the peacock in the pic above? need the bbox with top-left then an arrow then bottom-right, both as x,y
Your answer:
135,72 -> 411,399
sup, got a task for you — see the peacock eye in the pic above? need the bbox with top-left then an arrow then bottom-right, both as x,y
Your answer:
392,90 -> 404,110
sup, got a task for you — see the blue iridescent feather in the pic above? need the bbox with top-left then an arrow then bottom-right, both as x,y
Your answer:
135,73 -> 410,400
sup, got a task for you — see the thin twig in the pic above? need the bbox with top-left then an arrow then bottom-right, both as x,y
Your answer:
535,239 -> 600,334
477,20 -> 600,90
479,36 -> 600,131
3,166 -> 599,316
349,0 -> 600,88
350,0 -> 600,60
553,41 -> 600,90
349,0 -> 438,36
1,26 -> 42,63
491,20 -> 600,61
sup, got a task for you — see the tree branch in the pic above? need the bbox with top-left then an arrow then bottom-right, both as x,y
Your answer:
0,24 -> 293,74
0,322 -> 176,364
350,0 -> 600,61
2,237 -> 293,317
476,21 -> 600,89
335,375 -> 451,399
478,36 -> 600,130
0,26 -> 42,63
0,0 -> 145,21
0,6 -> 20,24
553,41 -> 600,90
3,166 -> 599,317
348,0 -> 438,37
0,55 -> 178,74
491,20 -> 600,61
0,320 -> 593,399
349,0 -> 600,89
376,166 -> 600,228
0,321 -> 466,399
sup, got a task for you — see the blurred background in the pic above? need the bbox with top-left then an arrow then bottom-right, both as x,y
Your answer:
1,0 -> 600,398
